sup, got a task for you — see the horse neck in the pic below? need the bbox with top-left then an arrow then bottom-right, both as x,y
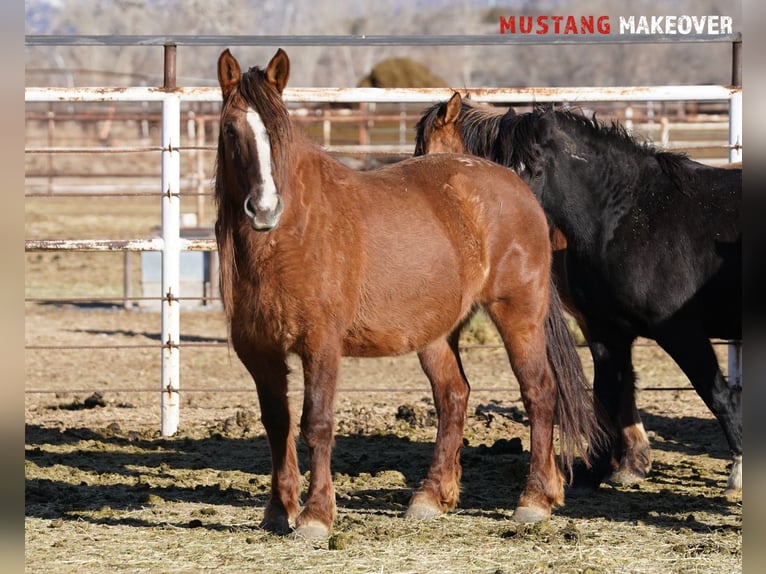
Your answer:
539,122 -> 647,254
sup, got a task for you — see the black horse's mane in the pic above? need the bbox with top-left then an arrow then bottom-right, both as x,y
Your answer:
416,99 -> 695,191
505,107 -> 693,190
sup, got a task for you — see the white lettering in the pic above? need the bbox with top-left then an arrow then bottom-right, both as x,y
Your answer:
691,15 -> 706,34
614,13 -> 735,35
636,15 -> 649,34
246,108 -> 280,212
708,15 -> 719,33
619,16 -> 635,34
666,15 -> 676,34
678,15 -> 692,34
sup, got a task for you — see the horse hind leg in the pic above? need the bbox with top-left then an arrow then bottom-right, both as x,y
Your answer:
654,325 -> 742,498
407,332 -> 470,520
485,300 -> 563,523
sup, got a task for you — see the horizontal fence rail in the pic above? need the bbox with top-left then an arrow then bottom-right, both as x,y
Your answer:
25,36 -> 743,434
26,84 -> 741,104
25,33 -> 741,46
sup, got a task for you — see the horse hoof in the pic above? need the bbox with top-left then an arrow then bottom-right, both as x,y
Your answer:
723,455 -> 742,499
294,520 -> 331,541
511,506 -> 550,523
722,487 -> 741,500
259,515 -> 293,535
405,501 -> 442,520
567,468 -> 602,497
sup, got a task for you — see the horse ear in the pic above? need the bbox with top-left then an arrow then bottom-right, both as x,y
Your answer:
536,110 -> 558,144
217,49 -> 241,99
443,92 -> 462,125
266,48 -> 290,94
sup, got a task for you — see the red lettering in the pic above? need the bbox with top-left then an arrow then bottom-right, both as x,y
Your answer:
536,15 -> 549,35
501,14 -> 611,35
597,15 -> 610,34
564,15 -> 578,34
499,16 -> 514,34
580,16 -> 594,34
519,16 -> 533,34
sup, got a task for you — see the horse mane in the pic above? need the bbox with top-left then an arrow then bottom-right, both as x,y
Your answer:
415,98 -> 514,159
505,107 -> 695,192
214,125 -> 237,327
214,64 -> 294,325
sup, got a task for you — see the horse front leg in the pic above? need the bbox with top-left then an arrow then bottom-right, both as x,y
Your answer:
570,333 -> 645,494
407,333 -> 470,519
233,340 -> 300,534
611,378 -> 652,487
295,346 -> 342,539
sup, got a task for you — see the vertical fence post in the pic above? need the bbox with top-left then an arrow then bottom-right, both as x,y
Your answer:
161,43 -> 181,435
727,39 -> 743,389
46,106 -> 55,195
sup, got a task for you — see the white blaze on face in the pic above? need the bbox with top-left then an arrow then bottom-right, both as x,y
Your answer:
245,107 -> 279,212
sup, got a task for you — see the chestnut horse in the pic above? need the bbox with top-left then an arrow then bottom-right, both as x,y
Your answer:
215,49 -> 602,539
415,92 -> 742,498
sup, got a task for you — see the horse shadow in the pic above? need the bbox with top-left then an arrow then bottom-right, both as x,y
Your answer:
25,412 -> 738,533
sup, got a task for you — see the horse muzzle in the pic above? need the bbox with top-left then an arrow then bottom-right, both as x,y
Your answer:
243,194 -> 284,232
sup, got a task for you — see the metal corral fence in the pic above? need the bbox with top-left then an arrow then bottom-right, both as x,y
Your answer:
25,35 -> 743,435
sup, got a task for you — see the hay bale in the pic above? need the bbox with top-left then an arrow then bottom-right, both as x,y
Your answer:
358,57 -> 447,88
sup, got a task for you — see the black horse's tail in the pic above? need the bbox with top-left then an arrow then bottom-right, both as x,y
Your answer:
544,278 -> 607,481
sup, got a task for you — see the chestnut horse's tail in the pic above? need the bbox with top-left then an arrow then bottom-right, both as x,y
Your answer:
544,279 -> 607,480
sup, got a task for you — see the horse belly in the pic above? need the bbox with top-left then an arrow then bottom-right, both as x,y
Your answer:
698,265 -> 742,339
342,251 -> 472,357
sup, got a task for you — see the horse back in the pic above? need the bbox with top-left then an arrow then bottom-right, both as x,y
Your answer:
376,154 -> 552,279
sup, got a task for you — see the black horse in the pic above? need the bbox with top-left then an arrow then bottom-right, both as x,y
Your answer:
415,93 -> 742,496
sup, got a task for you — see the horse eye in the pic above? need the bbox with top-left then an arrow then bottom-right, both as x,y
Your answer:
223,123 -> 237,139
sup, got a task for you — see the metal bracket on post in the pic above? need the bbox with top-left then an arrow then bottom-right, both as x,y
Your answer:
160,42 -> 181,436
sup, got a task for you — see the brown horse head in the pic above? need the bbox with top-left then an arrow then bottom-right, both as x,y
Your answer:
414,91 -> 512,159
216,49 -> 292,231
414,92 -> 464,154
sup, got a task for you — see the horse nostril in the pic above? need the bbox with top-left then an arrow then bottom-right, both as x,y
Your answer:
243,195 -> 257,219
274,195 -> 284,218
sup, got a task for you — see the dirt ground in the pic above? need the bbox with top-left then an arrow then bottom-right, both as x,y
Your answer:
24,298 -> 742,574
25,117 -> 741,572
